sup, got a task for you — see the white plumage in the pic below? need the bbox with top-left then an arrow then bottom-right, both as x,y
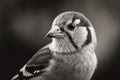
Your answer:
12,11 -> 97,80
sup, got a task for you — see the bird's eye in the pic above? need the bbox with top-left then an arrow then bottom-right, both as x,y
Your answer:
67,24 -> 75,31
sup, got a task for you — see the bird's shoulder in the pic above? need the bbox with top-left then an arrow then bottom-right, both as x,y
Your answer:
27,44 -> 52,65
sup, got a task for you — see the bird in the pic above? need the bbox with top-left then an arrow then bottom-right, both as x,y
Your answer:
11,11 -> 97,80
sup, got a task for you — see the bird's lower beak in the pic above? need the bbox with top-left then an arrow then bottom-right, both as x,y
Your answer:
45,31 -> 65,39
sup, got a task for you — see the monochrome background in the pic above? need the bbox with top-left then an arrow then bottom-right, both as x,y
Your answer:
0,0 -> 119,80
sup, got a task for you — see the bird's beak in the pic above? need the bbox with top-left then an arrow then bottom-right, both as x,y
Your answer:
45,26 -> 65,39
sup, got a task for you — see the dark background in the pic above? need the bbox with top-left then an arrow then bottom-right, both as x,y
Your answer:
0,0 -> 120,80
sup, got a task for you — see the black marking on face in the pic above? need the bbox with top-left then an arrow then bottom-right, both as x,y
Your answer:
60,27 -> 78,49
82,27 -> 92,47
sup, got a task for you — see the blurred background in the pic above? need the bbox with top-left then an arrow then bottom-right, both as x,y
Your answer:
0,0 -> 119,80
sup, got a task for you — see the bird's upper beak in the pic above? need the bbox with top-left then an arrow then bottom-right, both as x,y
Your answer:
45,26 -> 65,39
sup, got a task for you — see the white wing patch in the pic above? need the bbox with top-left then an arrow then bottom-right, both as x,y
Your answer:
11,74 -> 19,80
20,65 -> 32,77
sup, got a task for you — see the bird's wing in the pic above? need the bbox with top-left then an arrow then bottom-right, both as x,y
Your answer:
11,44 -> 52,80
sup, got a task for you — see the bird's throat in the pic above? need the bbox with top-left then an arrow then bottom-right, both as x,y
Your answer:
50,38 -> 76,53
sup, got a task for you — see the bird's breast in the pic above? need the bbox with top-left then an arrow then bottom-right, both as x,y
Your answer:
51,50 -> 97,80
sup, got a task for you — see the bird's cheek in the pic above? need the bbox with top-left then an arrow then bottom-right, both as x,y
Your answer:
73,29 -> 87,42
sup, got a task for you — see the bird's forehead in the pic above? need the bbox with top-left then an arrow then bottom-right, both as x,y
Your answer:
53,13 -> 74,26
52,12 -> 90,27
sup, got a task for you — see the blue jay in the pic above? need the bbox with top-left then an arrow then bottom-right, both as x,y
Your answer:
12,11 -> 97,80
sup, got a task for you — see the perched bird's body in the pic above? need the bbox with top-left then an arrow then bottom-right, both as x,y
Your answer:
12,11 -> 97,80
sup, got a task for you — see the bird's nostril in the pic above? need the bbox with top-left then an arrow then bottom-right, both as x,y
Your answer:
56,29 -> 62,33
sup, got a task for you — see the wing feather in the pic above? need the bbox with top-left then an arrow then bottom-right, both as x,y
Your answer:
11,45 -> 52,80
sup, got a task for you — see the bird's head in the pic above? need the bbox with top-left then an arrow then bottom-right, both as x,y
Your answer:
46,11 -> 97,53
